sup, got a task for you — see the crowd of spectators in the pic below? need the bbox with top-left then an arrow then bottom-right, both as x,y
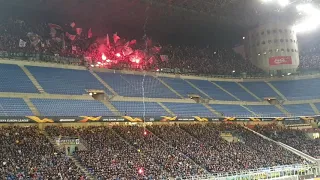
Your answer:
254,124 -> 320,158
0,126 -> 86,180
2,17 -> 320,76
44,123 -> 307,179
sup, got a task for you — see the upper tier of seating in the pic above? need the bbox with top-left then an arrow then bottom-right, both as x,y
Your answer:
214,81 -> 257,101
240,82 -> 279,99
96,72 -> 179,98
0,98 -> 33,116
27,66 -> 112,95
111,101 -> 170,116
271,79 -> 320,100
187,79 -> 236,100
0,64 -> 38,93
158,77 -> 205,98
31,99 -> 113,116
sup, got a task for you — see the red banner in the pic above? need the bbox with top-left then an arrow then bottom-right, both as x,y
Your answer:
269,56 -> 292,65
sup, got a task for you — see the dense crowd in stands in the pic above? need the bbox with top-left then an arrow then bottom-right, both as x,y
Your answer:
0,126 -> 86,180
255,124 -> 320,158
1,18 -> 320,76
44,124 -> 305,179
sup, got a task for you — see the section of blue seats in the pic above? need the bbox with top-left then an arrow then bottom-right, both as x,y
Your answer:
111,101 -> 169,116
159,77 -> 204,98
0,64 -> 38,93
246,105 -> 284,117
0,98 -> 33,116
214,81 -> 257,101
240,82 -> 279,99
162,103 -> 213,117
209,104 -> 253,117
283,104 -> 315,116
188,79 -> 236,100
96,72 -> 179,98
31,99 -> 113,116
271,79 -> 320,100
27,66 -> 111,95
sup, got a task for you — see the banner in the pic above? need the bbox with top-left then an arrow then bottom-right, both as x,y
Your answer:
0,116 -> 314,123
269,56 -> 292,65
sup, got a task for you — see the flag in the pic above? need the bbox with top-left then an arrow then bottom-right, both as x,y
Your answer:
160,55 -> 169,62
113,33 -> 120,43
148,56 -> 154,64
88,28 -> 92,38
66,32 -> 76,41
106,34 -> 110,47
19,39 -> 26,47
122,46 -> 133,56
76,28 -> 82,35
70,22 -> 76,28
27,32 -> 41,47
151,46 -> 162,54
48,23 -> 62,30
146,37 -> 152,47
129,39 -> 137,45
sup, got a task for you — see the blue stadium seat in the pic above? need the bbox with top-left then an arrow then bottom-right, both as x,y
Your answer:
0,64 -> 38,93
31,99 -> 113,116
209,104 -> 253,117
111,101 -> 170,116
162,103 -> 213,117
214,81 -> 257,101
0,98 -> 33,116
246,105 -> 284,117
240,82 -> 279,99
271,79 -> 320,100
27,66 -> 111,95
159,77 -> 205,98
96,72 -> 179,98
188,79 -> 236,100
283,104 -> 315,116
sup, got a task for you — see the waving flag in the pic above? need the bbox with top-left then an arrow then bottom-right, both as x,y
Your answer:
19,39 -> 26,47
113,32 -> 120,43
88,28 -> 93,38
76,28 -> 82,35
66,32 -> 76,41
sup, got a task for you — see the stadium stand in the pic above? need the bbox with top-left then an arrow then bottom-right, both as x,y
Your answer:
0,98 -> 33,116
31,99 -> 113,116
96,72 -> 179,98
271,79 -> 320,100
214,81 -> 257,101
187,79 -> 236,100
255,125 -> 320,158
0,126 -> 86,179
0,64 -> 38,93
283,104 -> 315,116
240,82 -> 279,99
162,102 -> 213,117
246,105 -> 284,117
26,66 -> 111,95
159,77 -> 204,98
111,101 -> 170,116
209,104 -> 253,117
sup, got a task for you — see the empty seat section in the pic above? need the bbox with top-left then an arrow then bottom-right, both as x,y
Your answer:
163,103 -> 213,117
271,79 -> 320,100
241,82 -> 279,99
209,104 -> 253,117
111,101 -> 169,116
27,66 -> 111,95
31,99 -> 113,116
0,98 -> 33,116
0,64 -> 38,93
313,103 -> 320,114
214,81 -> 257,101
97,72 -> 178,98
188,79 -> 236,100
159,77 -> 204,98
283,104 -> 315,116
246,105 -> 284,117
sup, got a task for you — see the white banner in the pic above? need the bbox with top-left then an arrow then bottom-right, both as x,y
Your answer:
19,39 -> 26,47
